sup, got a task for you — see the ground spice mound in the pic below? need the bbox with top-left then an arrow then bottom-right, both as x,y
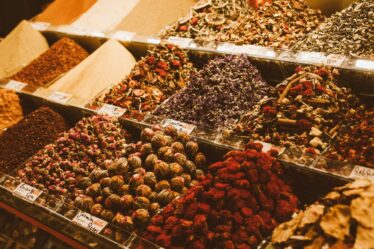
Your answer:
235,66 -> 361,152
143,143 -> 298,249
17,115 -> 127,199
10,37 -> 89,87
0,107 -> 68,174
94,44 -> 196,121
272,179 -> 374,248
0,89 -> 23,132
154,55 -> 272,130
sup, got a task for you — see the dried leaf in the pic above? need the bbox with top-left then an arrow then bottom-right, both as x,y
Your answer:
343,188 -> 365,197
335,179 -> 371,191
351,196 -> 374,228
354,225 -> 374,249
272,211 -> 303,244
300,204 -> 325,228
304,236 -> 325,249
323,191 -> 341,201
320,204 -> 351,240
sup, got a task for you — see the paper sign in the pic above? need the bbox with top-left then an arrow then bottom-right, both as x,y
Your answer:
98,104 -> 126,117
355,59 -> 374,70
297,52 -> 326,64
48,91 -> 72,104
31,22 -> 50,31
167,37 -> 193,48
112,31 -> 136,42
326,54 -> 346,67
4,80 -> 27,92
73,212 -> 107,234
350,165 -> 374,182
14,183 -> 42,202
163,119 -> 195,134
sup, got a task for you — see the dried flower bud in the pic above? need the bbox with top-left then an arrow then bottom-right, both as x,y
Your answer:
149,192 -> 158,203
194,153 -> 207,169
135,196 -> 151,209
108,158 -> 128,176
184,160 -> 197,176
101,187 -> 113,199
128,155 -> 142,170
185,141 -> 199,158
136,184 -> 153,198
100,177 -> 111,188
110,175 -> 124,192
195,169 -> 205,179
169,162 -> 184,177
132,209 -> 150,228
86,183 -> 101,197
78,177 -> 92,189
171,142 -> 185,154
176,131 -> 190,144
141,128 -> 155,142
121,194 -> 134,210
119,184 -> 130,195
158,189 -> 175,206
155,180 -> 170,193
150,202 -> 161,215
164,125 -> 178,137
113,213 -> 134,231
151,134 -> 168,149
174,153 -> 187,166
82,196 -> 95,211
100,209 -> 115,221
90,169 -> 109,182
140,143 -> 154,157
154,160 -> 170,179
181,173 -> 192,187
144,172 -> 157,189
129,174 -> 144,191
133,167 -> 146,176
104,194 -> 122,210
170,176 -> 185,192
145,154 -> 158,171
91,203 -> 104,216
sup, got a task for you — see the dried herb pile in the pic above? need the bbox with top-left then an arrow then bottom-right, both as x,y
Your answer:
0,107 -> 68,174
293,0 -> 374,58
0,89 -> 23,133
10,37 -> 89,87
154,55 -> 272,130
94,44 -> 195,121
17,115 -> 127,199
73,125 -> 207,232
272,179 -> 374,248
235,66 -> 361,152
219,0 -> 325,49
143,143 -> 298,248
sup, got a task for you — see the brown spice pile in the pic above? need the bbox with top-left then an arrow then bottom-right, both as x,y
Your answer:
272,179 -> 374,248
10,37 -> 89,88
0,107 -> 68,174
0,89 -> 23,132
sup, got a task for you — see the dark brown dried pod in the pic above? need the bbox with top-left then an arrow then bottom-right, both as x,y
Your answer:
158,146 -> 174,162
121,194 -> 134,210
113,213 -> 134,231
119,184 -> 130,195
145,154 -> 158,171
155,180 -> 170,193
132,209 -> 150,228
128,155 -> 142,170
90,169 -> 109,182
144,172 -> 157,188
134,196 -> 151,209
157,189 -> 175,206
150,202 -> 161,215
91,203 -> 104,216
185,141 -> 199,158
101,187 -> 114,199
151,134 -> 168,149
140,143 -> 154,157
154,160 -> 170,179
110,175 -> 124,192
86,183 -> 101,197
194,152 -> 207,169
169,162 -> 184,177
170,176 -> 185,192
164,125 -> 178,137
140,128 -> 154,142
180,173 -> 192,186
171,142 -> 185,154
176,131 -> 190,144
100,177 -> 111,188
136,184 -> 152,198
108,158 -> 128,176
184,160 -> 197,176
174,153 -> 187,166
78,177 -> 92,189
149,192 -> 158,203
195,169 -> 204,179
104,194 -> 122,210
100,209 -> 115,221
82,196 -> 95,211
129,173 -> 144,191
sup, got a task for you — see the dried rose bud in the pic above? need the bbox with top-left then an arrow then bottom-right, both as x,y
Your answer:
91,203 -> 104,216
86,183 -> 101,197
158,146 -> 174,162
101,187 -> 113,199
129,173 -> 144,191
145,154 -> 158,171
174,153 -> 187,166
150,203 -> 161,215
90,169 -> 109,182
132,209 -> 150,228
158,189 -> 175,206
144,172 -> 157,188
78,177 -> 92,189
169,162 -> 184,177
134,196 -> 151,209
141,128 -> 155,142
119,184 -> 130,195
136,184 -> 153,198
184,160 -> 197,176
100,177 -> 111,188
170,176 -> 185,192
140,143 -> 154,157
104,194 -> 122,209
155,180 -> 170,193
100,209 -> 115,221
171,142 -> 185,154
151,134 -> 168,149
128,155 -> 142,170
154,160 -> 170,179
149,192 -> 158,203
185,141 -> 199,158
164,125 -> 178,137
194,153 -> 207,169
121,194 -> 134,210
110,175 -> 124,192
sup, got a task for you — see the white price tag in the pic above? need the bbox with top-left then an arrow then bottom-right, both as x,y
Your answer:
296,52 -> 326,64
98,104 -> 126,117
163,119 -> 195,135
73,212 -> 107,234
48,91 -> 72,104
262,50 -> 276,58
326,54 -> 346,67
217,43 -> 235,53
350,165 -> 374,182
147,38 -> 161,45
111,31 -> 136,42
14,183 -> 42,202
355,59 -> 374,70
4,80 -> 27,92
167,37 -> 193,48
31,22 -> 50,31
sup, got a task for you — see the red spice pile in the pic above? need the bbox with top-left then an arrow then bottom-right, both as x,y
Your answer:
142,143 -> 298,248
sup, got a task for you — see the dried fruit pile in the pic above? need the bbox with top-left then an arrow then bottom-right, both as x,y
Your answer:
154,55 -> 272,130
293,0 -> 374,58
10,37 -> 88,87
219,0 -> 325,48
17,115 -> 127,199
93,44 -> 195,121
160,0 -> 250,46
0,89 -> 23,133
235,66 -> 361,152
272,179 -> 374,248
326,107 -> 373,168
74,125 -> 207,232
143,143 -> 298,248
0,107 -> 68,174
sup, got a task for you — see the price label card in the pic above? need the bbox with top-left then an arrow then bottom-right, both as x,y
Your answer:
31,22 -> 50,31
217,43 -> 235,53
4,80 -> 27,92
14,183 -> 42,202
111,31 -> 136,42
163,119 -> 195,135
167,37 -> 193,48
350,165 -> 374,182
73,212 -> 107,234
98,104 -> 126,117
147,38 -> 161,45
48,91 -> 72,104
326,54 -> 346,67
296,52 -> 326,64
355,59 -> 374,70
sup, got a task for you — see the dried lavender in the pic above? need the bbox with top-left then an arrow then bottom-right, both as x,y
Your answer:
293,0 -> 374,58
154,55 -> 272,130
